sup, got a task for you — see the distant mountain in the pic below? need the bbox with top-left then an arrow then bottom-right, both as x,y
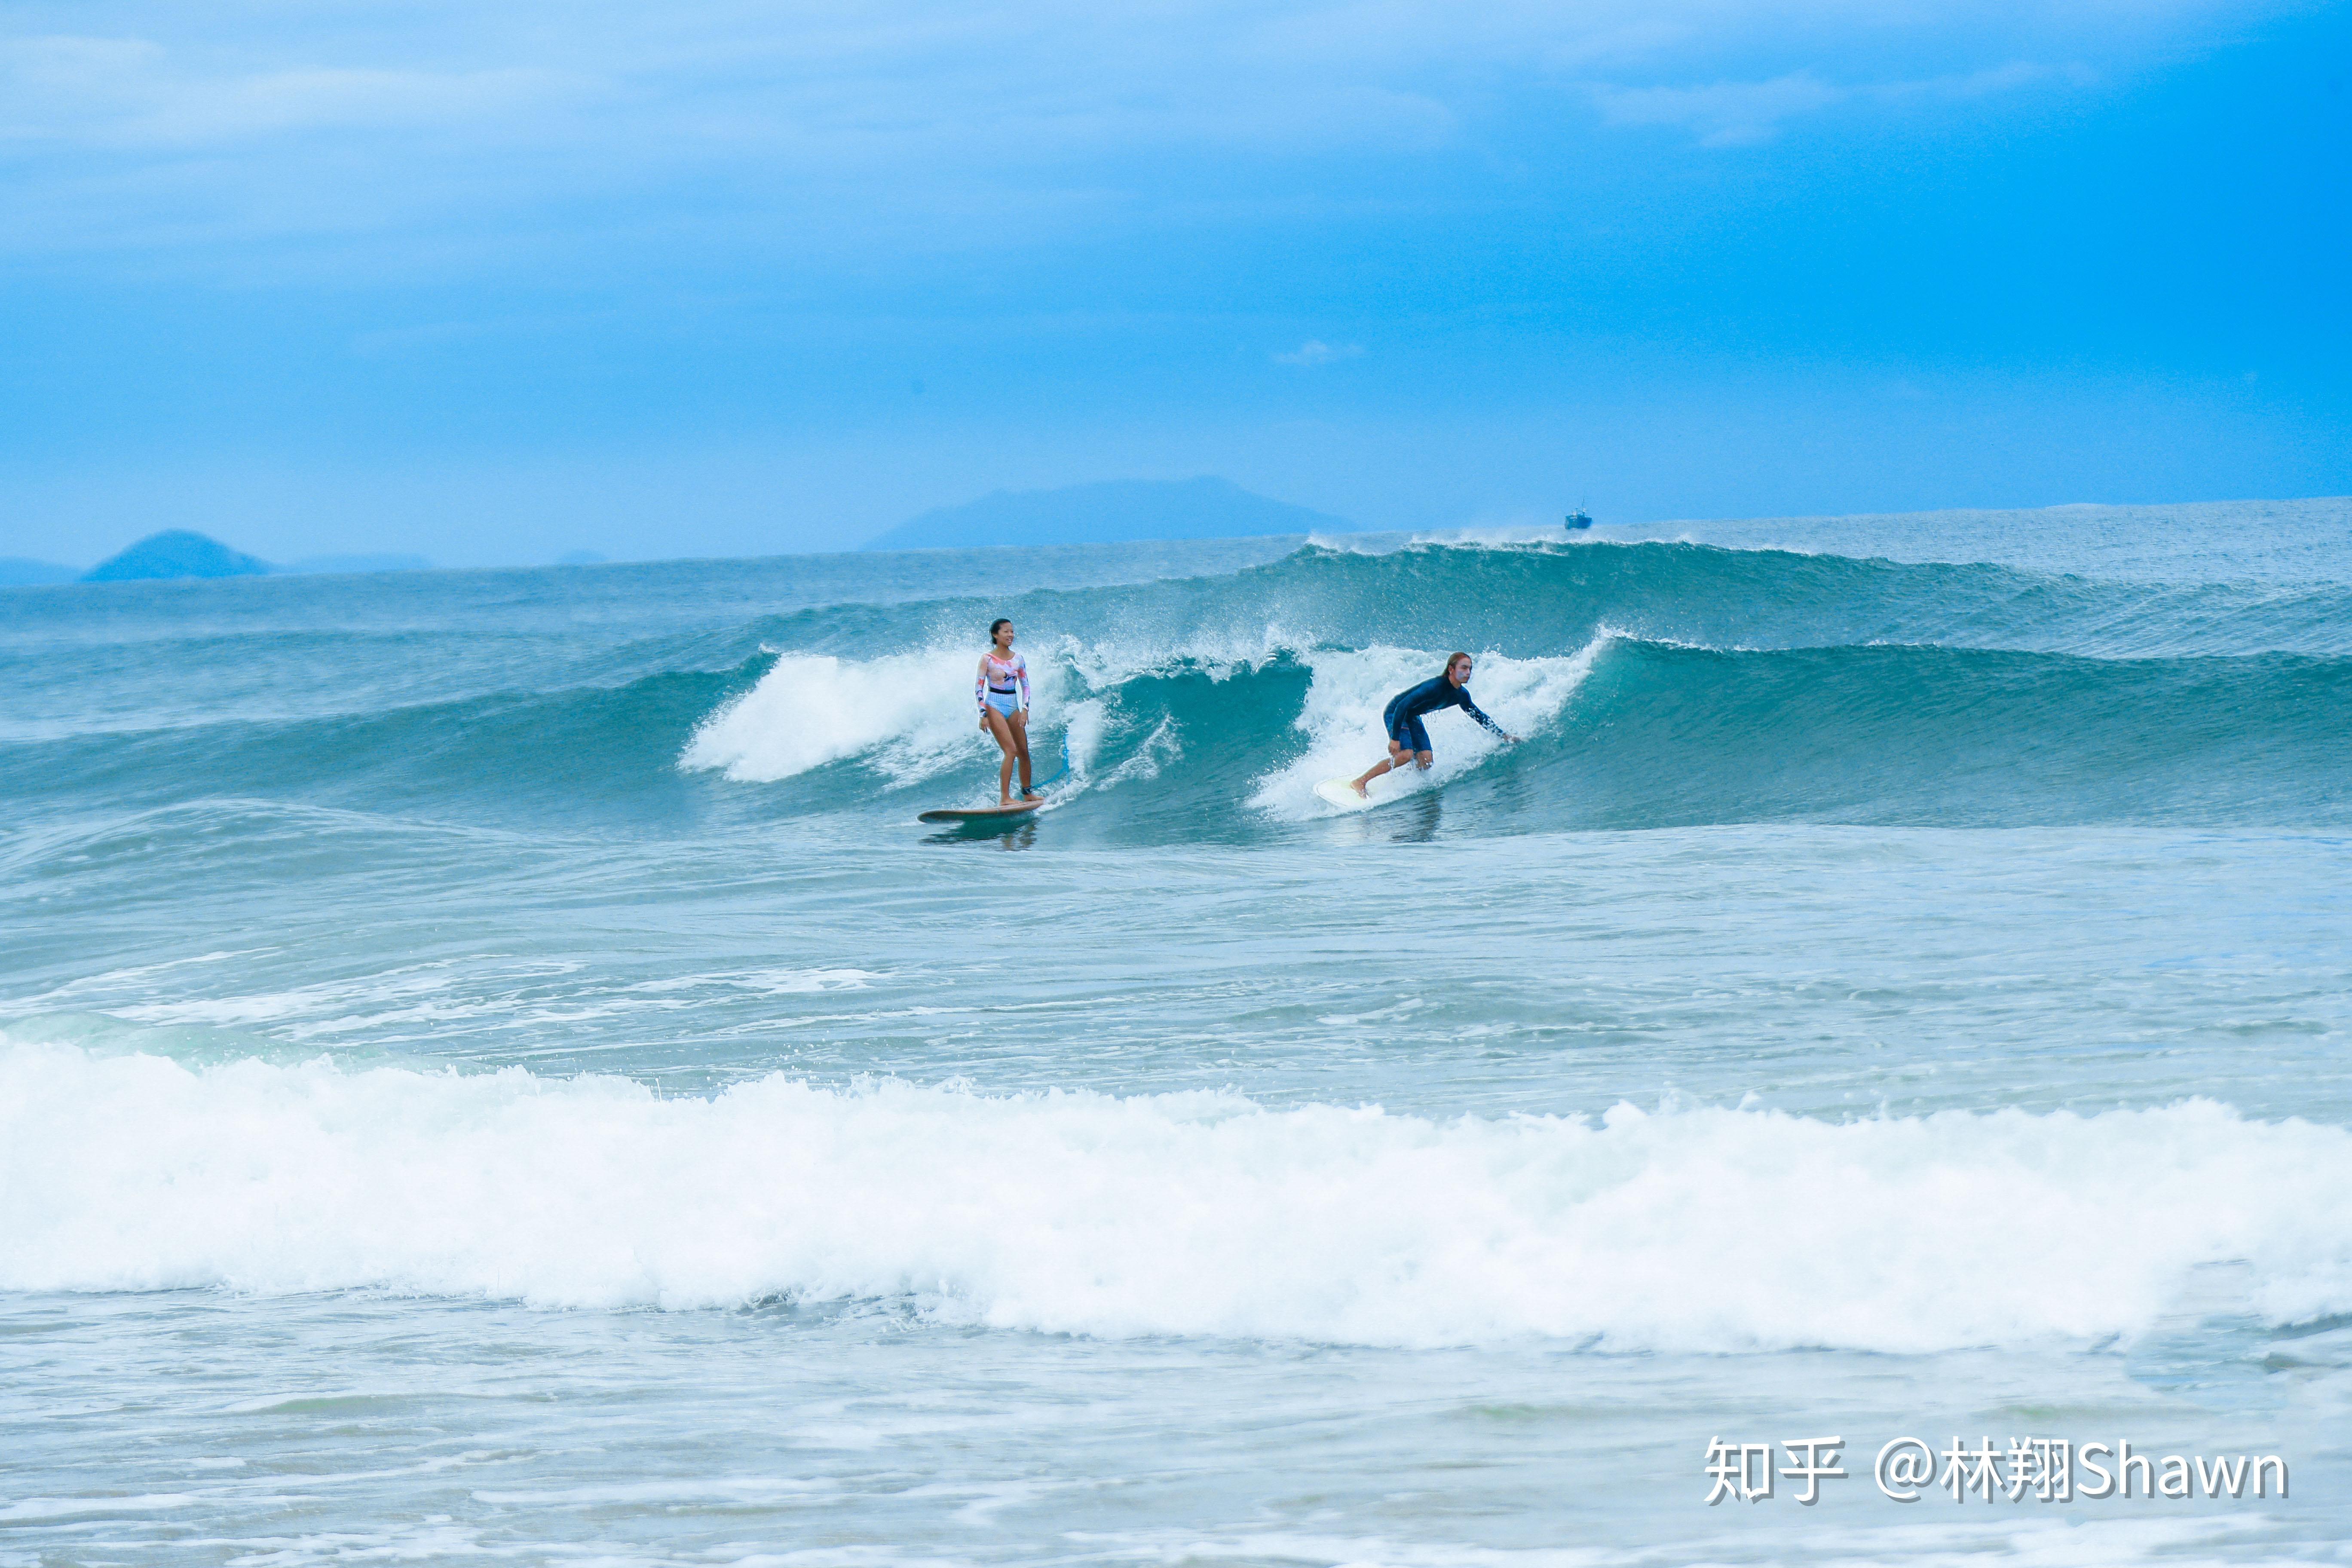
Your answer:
864,477 -> 1349,551
278,553 -> 434,576
0,557 -> 78,586
83,530 -> 271,582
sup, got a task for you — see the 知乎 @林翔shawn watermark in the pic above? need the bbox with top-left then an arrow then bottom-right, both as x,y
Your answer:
1705,1437 -> 2287,1504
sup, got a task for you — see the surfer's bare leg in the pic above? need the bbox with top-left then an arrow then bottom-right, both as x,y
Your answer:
1351,740 -> 1412,795
1007,710 -> 1036,796
983,708 -> 1020,803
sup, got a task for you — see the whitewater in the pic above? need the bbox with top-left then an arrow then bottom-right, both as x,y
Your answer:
3,496 -> 2349,1566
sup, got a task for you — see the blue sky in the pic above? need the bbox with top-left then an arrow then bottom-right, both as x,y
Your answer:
3,0 -> 2346,564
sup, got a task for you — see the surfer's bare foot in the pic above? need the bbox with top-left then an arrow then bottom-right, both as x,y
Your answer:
1350,781 -> 1368,797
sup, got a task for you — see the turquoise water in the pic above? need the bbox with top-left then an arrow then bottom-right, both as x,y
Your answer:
4,499 -> 2349,1564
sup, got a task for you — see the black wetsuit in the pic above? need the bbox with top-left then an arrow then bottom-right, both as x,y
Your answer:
1384,675 -> 1504,753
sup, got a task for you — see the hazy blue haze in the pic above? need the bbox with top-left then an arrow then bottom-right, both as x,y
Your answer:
2,2 -> 2346,565
865,478 -> 1349,550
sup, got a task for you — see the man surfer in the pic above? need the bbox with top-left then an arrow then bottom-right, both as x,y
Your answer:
1348,652 -> 1518,796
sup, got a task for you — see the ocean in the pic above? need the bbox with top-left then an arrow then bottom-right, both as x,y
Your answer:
3,497 -> 2349,1565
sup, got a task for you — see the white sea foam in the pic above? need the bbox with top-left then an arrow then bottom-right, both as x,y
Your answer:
1097,714 -> 1182,789
1057,622 -> 1305,689
1302,524 -> 1581,554
1253,642 -> 1605,818
624,967 -> 879,996
1,970 -> 883,1069
7,1038 -> 2349,1351
1058,696 -> 1107,780
680,624 -> 1568,807
102,962 -> 481,1034
1100,1518 -> 2267,1568
680,646 -> 1070,785
676,630 -> 1292,790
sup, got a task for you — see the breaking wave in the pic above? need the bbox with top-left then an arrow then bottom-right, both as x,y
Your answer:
8,539 -> 2350,836
6,1038 -> 2349,1350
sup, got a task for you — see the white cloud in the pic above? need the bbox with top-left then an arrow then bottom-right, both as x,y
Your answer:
0,35 -> 585,147
1274,340 -> 1364,365
1589,70 -> 1846,147
1589,59 -> 2073,145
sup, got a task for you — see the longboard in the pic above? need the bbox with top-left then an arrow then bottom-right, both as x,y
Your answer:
918,799 -> 1044,824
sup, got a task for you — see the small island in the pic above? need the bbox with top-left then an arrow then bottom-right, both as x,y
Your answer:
0,531 -> 438,585
82,530 -> 272,582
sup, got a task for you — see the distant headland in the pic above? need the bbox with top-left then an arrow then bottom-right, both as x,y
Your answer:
863,477 -> 1350,551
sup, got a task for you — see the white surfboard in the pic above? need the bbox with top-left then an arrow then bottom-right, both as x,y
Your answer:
1314,776 -> 1379,812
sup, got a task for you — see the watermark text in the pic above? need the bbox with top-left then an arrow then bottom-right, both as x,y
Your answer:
1704,1436 -> 2285,1504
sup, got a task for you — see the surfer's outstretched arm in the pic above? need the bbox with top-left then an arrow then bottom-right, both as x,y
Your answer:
1465,699 -> 1519,743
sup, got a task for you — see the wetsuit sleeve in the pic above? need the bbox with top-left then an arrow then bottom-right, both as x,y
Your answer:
1454,686 -> 1506,735
1017,655 -> 1031,711
977,659 -> 989,711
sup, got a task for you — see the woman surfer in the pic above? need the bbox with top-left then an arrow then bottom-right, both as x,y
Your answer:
976,618 -> 1039,805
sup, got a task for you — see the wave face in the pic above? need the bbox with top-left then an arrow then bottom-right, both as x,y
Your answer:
676,540 -> 2352,835
9,1038 -> 2350,1348
6,534 -> 2350,837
